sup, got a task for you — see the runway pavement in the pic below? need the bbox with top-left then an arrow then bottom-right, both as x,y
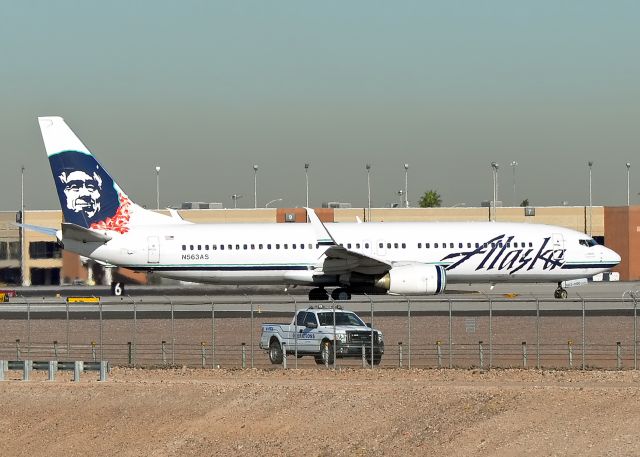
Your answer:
2,281 -> 640,315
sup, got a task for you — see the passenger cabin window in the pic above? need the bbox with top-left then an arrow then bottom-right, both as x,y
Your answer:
426,243 -> 430,248
459,243 -> 463,248
418,243 -> 422,248
394,243 -> 398,248
434,243 -> 438,248
190,245 -> 194,251
182,245 -> 186,251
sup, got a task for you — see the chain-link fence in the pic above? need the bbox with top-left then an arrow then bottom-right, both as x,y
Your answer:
1,293 -> 639,370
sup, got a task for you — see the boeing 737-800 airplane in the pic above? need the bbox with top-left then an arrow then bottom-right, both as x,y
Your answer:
31,116 -> 620,300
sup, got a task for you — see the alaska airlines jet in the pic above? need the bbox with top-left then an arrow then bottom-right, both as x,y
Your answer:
32,116 -> 620,300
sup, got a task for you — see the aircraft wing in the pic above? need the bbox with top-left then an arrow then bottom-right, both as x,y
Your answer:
305,208 -> 391,275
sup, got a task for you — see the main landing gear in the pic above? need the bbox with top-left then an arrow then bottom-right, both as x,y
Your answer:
554,282 -> 568,299
308,287 -> 352,301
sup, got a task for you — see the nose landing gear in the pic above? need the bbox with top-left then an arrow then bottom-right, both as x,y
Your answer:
554,282 -> 568,299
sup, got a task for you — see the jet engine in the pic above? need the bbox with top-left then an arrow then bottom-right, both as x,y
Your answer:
374,264 -> 446,295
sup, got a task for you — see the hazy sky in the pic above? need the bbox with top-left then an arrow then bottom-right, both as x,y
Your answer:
1,1 -> 638,212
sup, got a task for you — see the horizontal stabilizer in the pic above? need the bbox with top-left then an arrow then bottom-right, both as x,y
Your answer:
15,223 -> 59,238
62,222 -> 112,243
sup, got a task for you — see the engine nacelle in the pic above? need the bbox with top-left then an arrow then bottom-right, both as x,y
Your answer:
374,264 -> 446,295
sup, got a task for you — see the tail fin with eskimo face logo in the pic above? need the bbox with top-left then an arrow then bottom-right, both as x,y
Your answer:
38,116 -> 187,233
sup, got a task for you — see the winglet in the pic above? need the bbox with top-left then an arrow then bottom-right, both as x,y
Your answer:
305,207 -> 336,246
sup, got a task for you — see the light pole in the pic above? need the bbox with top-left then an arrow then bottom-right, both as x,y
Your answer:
404,163 -> 409,208
253,164 -> 258,208
626,162 -> 631,206
510,161 -> 518,206
588,161 -> 593,236
304,163 -> 310,208
155,166 -> 160,210
20,165 -> 27,286
366,164 -> 371,222
491,162 -> 499,221
231,194 -> 243,209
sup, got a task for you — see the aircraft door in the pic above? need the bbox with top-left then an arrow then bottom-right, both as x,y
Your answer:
551,233 -> 564,260
147,236 -> 160,263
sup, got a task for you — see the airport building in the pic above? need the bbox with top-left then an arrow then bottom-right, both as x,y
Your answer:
1,205 -> 637,286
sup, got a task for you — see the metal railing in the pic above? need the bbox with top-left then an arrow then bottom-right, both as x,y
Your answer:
0,293 -> 638,370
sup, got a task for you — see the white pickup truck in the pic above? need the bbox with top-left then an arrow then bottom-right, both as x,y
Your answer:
259,306 -> 384,365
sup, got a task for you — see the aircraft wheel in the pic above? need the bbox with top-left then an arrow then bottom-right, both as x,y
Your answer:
559,289 -> 568,299
331,288 -> 352,301
309,287 -> 329,301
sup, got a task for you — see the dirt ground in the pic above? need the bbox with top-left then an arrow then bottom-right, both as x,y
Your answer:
1,368 -> 639,457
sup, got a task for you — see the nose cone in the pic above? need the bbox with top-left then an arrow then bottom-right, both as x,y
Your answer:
606,247 -> 621,267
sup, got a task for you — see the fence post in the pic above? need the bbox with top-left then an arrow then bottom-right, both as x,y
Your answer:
282,342 -> 287,369
616,342 -> 622,370
448,299 -> 453,369
170,298 -> 175,366
73,361 -> 82,382
241,343 -> 246,369
478,341 -> 484,369
361,345 -> 366,368
131,296 -> 137,366
633,295 -> 638,370
436,340 -> 442,369
210,300 -> 216,369
324,342 -> 329,369
488,298 -> 493,370
407,297 -> 412,369
161,341 -> 167,365
23,360 -> 31,381
201,342 -> 206,369
581,297 -> 586,370
15,339 -> 20,361
522,341 -> 528,368
99,300 -> 103,362
48,361 -> 57,381
536,298 -> 540,369
568,340 -> 573,369
99,361 -> 108,381
91,341 -> 97,362
398,342 -> 403,368
127,342 -> 132,365
250,300 -> 254,369
0,360 -> 4,381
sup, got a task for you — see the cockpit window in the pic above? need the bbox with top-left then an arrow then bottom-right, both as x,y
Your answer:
579,239 -> 597,247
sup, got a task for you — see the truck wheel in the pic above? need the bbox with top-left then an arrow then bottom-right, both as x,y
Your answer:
320,341 -> 334,365
269,340 -> 283,364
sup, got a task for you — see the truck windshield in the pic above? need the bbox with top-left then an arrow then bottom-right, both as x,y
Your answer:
317,312 -> 365,327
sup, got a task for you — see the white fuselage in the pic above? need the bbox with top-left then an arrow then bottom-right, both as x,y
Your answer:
64,221 -> 621,286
